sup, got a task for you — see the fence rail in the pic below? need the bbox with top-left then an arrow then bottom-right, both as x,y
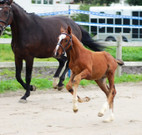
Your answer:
1,38 -> 142,76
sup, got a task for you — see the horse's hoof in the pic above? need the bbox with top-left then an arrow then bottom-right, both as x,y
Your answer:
98,112 -> 104,117
73,109 -> 78,113
31,85 -> 36,91
53,77 -> 59,88
57,85 -> 64,91
19,99 -> 27,103
53,85 -> 58,89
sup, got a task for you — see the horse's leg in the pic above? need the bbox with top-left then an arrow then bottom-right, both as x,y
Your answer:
95,78 -> 110,117
53,56 -> 67,89
57,61 -> 69,90
15,57 -> 36,92
20,57 -> 34,103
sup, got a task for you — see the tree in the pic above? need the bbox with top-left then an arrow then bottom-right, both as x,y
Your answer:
126,0 -> 142,5
74,0 -> 119,6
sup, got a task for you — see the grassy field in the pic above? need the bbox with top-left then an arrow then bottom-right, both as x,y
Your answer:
1,44 -> 142,62
0,43 -> 142,93
0,73 -> 142,93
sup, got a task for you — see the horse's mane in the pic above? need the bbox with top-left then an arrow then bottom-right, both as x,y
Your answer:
12,2 -> 27,14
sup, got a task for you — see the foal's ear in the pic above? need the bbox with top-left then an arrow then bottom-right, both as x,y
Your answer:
67,26 -> 72,35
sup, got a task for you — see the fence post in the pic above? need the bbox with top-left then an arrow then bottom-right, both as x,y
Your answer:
116,34 -> 122,77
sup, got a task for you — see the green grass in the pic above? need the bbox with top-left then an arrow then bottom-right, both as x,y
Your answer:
1,44 -> 142,62
106,46 -> 142,61
0,44 -> 14,62
0,44 -> 57,62
0,74 -> 142,93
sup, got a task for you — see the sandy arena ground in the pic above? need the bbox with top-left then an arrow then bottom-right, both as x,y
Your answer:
0,82 -> 142,135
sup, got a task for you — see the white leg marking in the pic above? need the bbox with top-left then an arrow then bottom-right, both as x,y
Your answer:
98,101 -> 109,117
73,97 -> 78,112
53,77 -> 59,88
103,109 -> 114,123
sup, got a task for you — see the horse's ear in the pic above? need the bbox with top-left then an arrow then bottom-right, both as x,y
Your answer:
67,26 -> 72,35
6,0 -> 13,5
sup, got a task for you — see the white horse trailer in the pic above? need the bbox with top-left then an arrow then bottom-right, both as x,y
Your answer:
90,5 -> 142,41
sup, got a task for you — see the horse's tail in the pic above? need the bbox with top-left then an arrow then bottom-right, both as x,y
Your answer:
116,59 -> 124,66
79,25 -> 106,51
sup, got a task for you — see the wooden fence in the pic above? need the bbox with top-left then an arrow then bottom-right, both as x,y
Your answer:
1,37 -> 142,76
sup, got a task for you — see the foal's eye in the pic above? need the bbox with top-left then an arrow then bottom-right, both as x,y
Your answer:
65,40 -> 68,42
4,11 -> 8,16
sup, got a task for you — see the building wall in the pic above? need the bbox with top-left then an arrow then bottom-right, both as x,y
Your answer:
14,0 -> 78,13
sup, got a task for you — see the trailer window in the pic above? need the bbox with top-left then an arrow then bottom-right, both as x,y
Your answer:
107,27 -> 113,33
115,19 -> 121,24
123,28 -> 130,33
123,19 -> 130,25
132,28 -> 138,38
115,28 -> 121,33
107,19 -> 113,24
140,29 -> 142,38
132,11 -> 139,16
116,11 -> 121,15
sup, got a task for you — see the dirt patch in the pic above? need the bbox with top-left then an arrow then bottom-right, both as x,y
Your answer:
0,82 -> 142,135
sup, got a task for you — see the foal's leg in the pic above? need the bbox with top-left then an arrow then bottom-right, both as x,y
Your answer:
104,72 -> 116,122
53,56 -> 67,89
72,69 -> 91,112
66,72 -> 90,102
20,57 -> 34,102
15,57 -> 36,92
95,78 -> 109,117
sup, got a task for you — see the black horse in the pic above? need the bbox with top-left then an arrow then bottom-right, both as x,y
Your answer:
0,0 -> 104,102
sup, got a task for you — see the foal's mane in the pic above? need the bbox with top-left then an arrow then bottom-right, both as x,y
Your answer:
71,33 -> 83,47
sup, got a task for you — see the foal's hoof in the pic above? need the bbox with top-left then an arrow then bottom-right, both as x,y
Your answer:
84,97 -> 90,102
19,99 -> 27,103
98,112 -> 104,117
73,109 -> 78,113
103,117 -> 114,123
31,85 -> 36,91
78,97 -> 90,103
57,85 -> 64,91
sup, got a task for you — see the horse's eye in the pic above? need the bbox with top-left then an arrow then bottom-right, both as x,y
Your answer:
65,40 -> 68,42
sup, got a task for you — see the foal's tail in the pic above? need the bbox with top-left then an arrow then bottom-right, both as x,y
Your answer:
79,25 -> 106,51
116,59 -> 124,66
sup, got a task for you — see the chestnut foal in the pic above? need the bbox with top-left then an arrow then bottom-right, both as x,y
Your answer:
54,26 -> 124,122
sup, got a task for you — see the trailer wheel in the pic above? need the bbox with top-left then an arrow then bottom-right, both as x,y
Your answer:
105,36 -> 116,42
122,36 -> 128,42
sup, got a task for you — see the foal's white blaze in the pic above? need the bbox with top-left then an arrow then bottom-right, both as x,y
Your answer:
54,34 -> 66,56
